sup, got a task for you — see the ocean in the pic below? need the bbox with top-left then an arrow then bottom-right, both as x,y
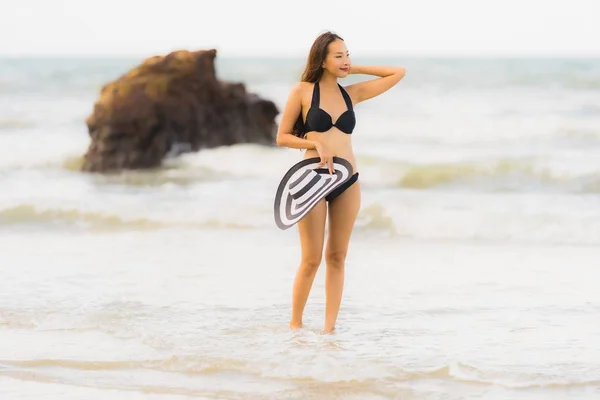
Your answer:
1,55 -> 599,399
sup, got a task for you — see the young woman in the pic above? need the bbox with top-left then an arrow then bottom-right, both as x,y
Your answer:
275,31 -> 406,333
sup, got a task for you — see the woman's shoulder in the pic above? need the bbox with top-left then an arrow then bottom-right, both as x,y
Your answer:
290,81 -> 314,93
288,82 -> 314,108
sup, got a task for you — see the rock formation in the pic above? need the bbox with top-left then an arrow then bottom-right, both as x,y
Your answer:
82,49 -> 279,172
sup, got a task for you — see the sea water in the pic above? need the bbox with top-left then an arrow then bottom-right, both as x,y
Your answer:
1,55 -> 599,399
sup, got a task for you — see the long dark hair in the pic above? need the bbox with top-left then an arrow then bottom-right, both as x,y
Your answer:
292,31 -> 344,138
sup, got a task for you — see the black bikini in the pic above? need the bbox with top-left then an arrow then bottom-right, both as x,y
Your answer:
302,82 -> 359,203
303,82 -> 356,134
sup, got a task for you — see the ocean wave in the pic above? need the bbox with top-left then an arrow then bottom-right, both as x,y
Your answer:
443,362 -> 600,390
398,159 -> 554,189
0,204 -> 255,230
355,199 -> 600,246
558,127 -> 600,140
0,118 -> 35,131
2,357 -> 598,391
376,159 -> 600,193
61,156 -> 85,172
0,204 -> 162,229
58,149 -> 600,194
103,145 -> 600,194
2,198 -> 599,246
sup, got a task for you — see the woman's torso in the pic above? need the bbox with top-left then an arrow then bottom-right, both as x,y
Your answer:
299,81 -> 359,173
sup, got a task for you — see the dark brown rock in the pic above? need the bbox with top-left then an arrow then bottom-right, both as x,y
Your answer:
82,49 -> 279,172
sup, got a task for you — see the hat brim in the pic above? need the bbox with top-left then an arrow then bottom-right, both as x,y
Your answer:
274,156 -> 354,230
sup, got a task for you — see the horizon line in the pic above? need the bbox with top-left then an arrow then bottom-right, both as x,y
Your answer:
1,52 -> 599,60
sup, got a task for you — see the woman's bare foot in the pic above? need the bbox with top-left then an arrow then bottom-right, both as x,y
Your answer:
289,321 -> 303,330
322,326 -> 336,334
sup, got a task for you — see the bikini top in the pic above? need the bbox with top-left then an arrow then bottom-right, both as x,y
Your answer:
303,82 -> 356,134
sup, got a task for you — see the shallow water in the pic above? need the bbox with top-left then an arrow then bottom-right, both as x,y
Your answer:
2,230 -> 600,399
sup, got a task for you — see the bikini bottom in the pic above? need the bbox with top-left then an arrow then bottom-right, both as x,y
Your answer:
325,172 -> 359,203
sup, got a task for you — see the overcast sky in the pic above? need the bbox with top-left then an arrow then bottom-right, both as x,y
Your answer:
0,0 -> 598,57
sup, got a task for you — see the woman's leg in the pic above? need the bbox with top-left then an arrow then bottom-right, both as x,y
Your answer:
323,179 -> 361,333
290,199 -> 327,329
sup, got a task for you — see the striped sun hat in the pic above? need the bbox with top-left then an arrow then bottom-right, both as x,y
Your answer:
274,156 -> 354,230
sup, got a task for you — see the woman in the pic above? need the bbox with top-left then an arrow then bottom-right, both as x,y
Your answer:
275,31 -> 406,333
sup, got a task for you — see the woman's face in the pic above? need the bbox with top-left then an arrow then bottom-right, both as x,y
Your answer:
323,39 -> 351,78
